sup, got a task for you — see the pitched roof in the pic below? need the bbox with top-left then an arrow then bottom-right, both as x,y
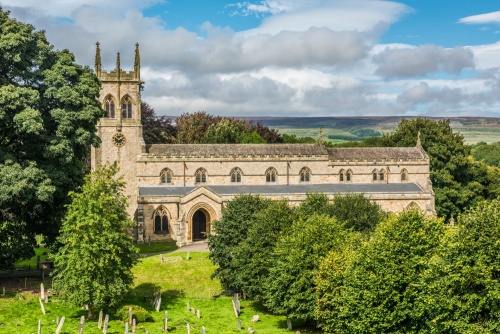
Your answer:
147,144 -> 328,157
327,147 -> 426,161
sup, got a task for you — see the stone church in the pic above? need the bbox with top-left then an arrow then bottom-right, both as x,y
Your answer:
90,44 -> 435,246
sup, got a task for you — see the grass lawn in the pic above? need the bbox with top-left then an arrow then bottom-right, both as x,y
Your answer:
0,252 -> 321,333
136,241 -> 178,254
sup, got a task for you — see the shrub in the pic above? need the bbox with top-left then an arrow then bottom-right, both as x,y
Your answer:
116,305 -> 154,323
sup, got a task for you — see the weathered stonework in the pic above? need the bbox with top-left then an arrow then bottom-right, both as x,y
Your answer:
91,44 -> 435,246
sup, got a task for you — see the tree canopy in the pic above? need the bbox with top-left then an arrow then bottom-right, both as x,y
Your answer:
53,164 -> 137,318
0,9 -> 102,267
141,102 -> 176,144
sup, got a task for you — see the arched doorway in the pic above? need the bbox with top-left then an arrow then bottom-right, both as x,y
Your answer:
192,209 -> 208,240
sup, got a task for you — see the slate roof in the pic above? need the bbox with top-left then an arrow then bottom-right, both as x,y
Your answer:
327,147 -> 426,161
147,144 -> 328,157
138,183 -> 425,197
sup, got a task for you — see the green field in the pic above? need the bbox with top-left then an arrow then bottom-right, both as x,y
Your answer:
257,116 -> 500,144
0,252 -> 319,333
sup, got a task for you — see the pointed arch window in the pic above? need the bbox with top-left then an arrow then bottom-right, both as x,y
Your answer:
195,168 -> 207,184
160,168 -> 173,184
339,169 -> 345,182
401,169 -> 408,182
379,169 -> 386,181
121,95 -> 133,118
230,167 -> 242,183
372,170 -> 378,181
153,206 -> 169,234
266,167 -> 277,183
346,169 -> 352,182
300,167 -> 311,182
104,95 -> 115,118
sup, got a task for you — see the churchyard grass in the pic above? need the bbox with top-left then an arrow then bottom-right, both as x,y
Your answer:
0,251 -> 320,333
135,241 -> 178,254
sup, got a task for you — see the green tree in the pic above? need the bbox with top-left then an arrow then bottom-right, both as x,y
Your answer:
207,194 -> 272,290
332,193 -> 386,233
204,118 -> 246,143
53,164 -> 137,318
380,118 -> 498,219
141,102 -> 176,144
264,214 -> 348,324
330,210 -> 444,333
424,199 -> 500,333
0,10 -> 102,267
232,199 -> 295,300
471,141 -> 500,167
176,111 -> 216,143
297,192 -> 334,220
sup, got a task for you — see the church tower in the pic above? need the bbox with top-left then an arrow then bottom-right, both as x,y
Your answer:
91,43 -> 146,237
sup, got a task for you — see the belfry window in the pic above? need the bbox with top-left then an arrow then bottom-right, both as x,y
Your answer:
153,206 -> 169,234
300,167 -> 311,182
195,168 -> 207,184
104,96 -> 115,118
230,167 -> 242,183
121,95 -> 133,118
266,167 -> 277,183
160,168 -> 173,184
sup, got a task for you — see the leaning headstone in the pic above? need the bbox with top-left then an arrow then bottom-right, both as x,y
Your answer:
103,314 -> 109,334
98,310 -> 103,329
39,297 -> 46,315
187,323 -> 191,334
129,306 -> 133,325
55,316 -> 65,334
237,319 -> 242,330
37,319 -> 41,334
78,316 -> 85,334
251,315 -> 259,323
201,326 -> 206,334
286,317 -> 292,330
197,309 -> 201,319
40,283 -> 45,301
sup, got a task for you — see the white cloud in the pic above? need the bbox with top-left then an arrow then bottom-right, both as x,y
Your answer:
458,11 -> 500,25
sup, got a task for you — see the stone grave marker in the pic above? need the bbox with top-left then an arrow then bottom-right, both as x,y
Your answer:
129,306 -> 133,324
197,309 -> 201,319
40,283 -> 45,301
187,302 -> 190,312
251,315 -> 259,323
155,296 -> 162,311
98,310 -> 103,329
237,319 -> 242,330
125,321 -> 129,334
187,323 -> 191,334
201,325 -> 206,334
248,326 -> 254,333
163,311 -> 168,332
38,297 -> 45,315
186,251 -> 190,260
287,317 -> 292,330
2,286 -> 5,296
37,319 -> 41,334
103,314 -> 109,334
132,318 -> 136,333
55,316 -> 65,334
56,316 -> 59,325
78,315 -> 85,334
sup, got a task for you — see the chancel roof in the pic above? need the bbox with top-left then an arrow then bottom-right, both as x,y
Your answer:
327,147 -> 426,161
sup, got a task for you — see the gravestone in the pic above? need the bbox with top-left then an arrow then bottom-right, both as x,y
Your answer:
103,314 -> 109,334
237,319 -> 242,330
155,296 -> 162,311
287,317 -> 292,330
201,326 -> 206,334
251,315 -> 259,323
248,327 -> 254,333
197,309 -> 201,319
55,316 -> 65,334
38,297 -> 45,315
187,323 -> 191,334
98,310 -> 103,329
78,316 -> 85,334
125,321 -> 129,334
132,318 -> 136,333
56,316 -> 59,325
186,251 -> 190,260
37,319 -> 41,334
40,283 -> 45,301
129,306 -> 133,325
163,311 -> 168,332
190,307 -> 196,314
187,302 -> 190,312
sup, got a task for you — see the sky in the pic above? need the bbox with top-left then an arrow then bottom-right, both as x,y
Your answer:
1,0 -> 500,117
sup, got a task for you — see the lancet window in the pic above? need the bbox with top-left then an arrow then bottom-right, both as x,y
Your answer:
153,206 -> 169,234
195,168 -> 207,184
104,95 -> 115,118
230,167 -> 242,183
121,95 -> 133,118
266,167 -> 277,183
300,167 -> 311,182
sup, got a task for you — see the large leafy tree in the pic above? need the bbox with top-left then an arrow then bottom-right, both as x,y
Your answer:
53,164 -> 137,318
332,193 -> 386,233
423,199 -> 500,333
207,194 -> 272,290
0,9 -> 102,268
327,210 -> 444,333
232,199 -> 295,300
141,102 -> 176,144
380,118 -> 498,219
264,214 -> 349,324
